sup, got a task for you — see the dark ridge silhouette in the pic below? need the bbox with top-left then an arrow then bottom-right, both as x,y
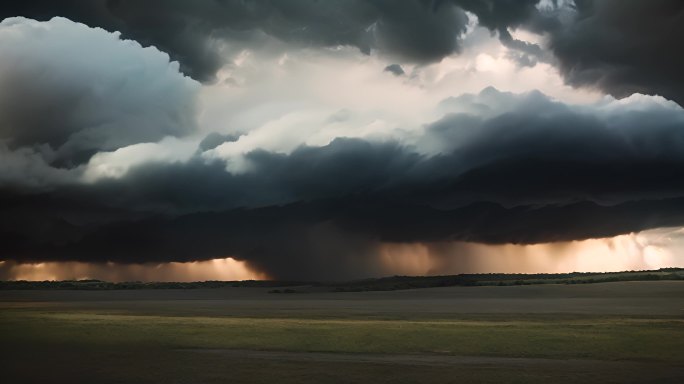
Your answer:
2,268 -> 682,292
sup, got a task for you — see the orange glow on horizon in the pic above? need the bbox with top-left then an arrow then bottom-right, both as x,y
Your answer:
2,227 -> 684,281
379,227 -> 684,276
0,257 -> 267,282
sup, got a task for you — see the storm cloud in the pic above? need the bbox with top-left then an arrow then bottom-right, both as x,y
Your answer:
546,0 -> 684,106
3,85 -> 684,279
1,5 -> 683,280
0,0 -> 557,83
0,17 -> 199,167
0,0 -> 466,81
2,1 -> 682,106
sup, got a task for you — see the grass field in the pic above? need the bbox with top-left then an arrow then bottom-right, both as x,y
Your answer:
1,281 -> 683,383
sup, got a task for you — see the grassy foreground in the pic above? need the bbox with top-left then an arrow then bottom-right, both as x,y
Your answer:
3,311 -> 684,362
1,282 -> 683,383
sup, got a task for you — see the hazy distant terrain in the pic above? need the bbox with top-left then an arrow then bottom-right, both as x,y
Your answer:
2,268 -> 683,291
2,281 -> 683,383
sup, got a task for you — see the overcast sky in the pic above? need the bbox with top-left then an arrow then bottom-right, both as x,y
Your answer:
1,1 -> 684,281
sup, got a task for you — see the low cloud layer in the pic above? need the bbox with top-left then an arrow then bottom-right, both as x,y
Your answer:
3,82 -> 684,278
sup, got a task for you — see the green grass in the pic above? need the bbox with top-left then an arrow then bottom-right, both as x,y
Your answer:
2,283 -> 683,383
3,346 -> 663,384
2,310 -> 683,363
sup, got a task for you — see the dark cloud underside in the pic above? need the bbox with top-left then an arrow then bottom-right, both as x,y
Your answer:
2,89 -> 684,279
548,0 -> 684,106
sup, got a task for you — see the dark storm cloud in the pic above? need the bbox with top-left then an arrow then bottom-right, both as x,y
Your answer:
457,0 -> 543,31
3,1 -> 684,279
0,0 -> 550,82
545,0 -> 684,105
198,132 -> 241,152
456,0 -> 555,67
3,1 -> 682,104
497,28 -> 547,67
384,64 -> 405,76
3,88 -> 684,279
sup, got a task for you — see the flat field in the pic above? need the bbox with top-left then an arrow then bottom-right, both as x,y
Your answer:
1,281 -> 683,383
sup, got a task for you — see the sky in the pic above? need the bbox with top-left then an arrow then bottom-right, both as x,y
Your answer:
1,0 -> 684,281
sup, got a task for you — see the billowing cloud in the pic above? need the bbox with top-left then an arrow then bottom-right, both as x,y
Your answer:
384,64 -> 405,76
3,1 -> 682,108
546,0 -> 684,106
0,0 -> 555,82
0,17 -> 199,167
3,86 -> 684,279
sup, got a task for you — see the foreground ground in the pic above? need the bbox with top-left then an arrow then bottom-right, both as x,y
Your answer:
1,281 -> 683,383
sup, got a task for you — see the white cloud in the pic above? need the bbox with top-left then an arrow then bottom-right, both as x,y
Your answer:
0,16 -> 650,186
197,26 -> 601,164
83,137 -> 199,181
0,17 -> 200,162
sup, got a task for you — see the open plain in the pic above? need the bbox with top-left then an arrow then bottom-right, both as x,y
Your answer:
1,281 -> 684,383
